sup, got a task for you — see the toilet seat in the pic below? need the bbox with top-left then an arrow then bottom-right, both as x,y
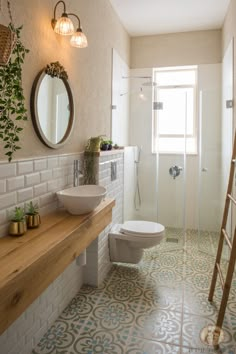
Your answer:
120,220 -> 164,238
109,221 -> 165,263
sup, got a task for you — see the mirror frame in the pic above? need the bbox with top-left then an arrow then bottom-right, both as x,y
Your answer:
30,66 -> 74,149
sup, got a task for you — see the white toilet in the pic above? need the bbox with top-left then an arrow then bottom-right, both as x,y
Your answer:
109,220 -> 165,264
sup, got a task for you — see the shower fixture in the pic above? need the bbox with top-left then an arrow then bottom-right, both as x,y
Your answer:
139,87 -> 147,101
122,75 -> 152,80
122,75 -> 157,87
142,79 -> 157,87
169,165 -> 183,179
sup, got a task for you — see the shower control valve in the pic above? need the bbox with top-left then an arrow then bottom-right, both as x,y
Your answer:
169,165 -> 183,179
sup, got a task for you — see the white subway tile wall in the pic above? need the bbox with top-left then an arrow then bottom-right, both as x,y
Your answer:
0,154 -> 81,236
0,151 -> 124,354
84,152 -> 124,286
7,176 -> 25,191
0,180 -> 6,194
0,153 -> 83,354
0,261 -> 83,354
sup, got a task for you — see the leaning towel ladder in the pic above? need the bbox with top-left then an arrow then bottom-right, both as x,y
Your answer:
208,130 -> 236,331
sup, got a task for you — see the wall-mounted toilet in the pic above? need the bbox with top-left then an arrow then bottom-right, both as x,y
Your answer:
109,220 -> 165,264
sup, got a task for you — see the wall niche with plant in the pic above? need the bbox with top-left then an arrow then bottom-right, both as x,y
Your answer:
0,0 -> 29,161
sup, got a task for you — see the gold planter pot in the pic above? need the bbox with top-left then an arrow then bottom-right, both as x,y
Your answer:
26,214 -> 41,228
9,220 -> 27,236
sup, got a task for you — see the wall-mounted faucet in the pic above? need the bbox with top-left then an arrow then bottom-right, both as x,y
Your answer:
73,160 -> 83,186
169,165 -> 183,179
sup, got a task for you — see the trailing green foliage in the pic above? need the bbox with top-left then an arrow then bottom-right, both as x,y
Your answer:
84,152 -> 98,185
0,24 -> 29,161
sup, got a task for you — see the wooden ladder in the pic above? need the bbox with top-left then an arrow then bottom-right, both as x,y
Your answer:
208,130 -> 236,330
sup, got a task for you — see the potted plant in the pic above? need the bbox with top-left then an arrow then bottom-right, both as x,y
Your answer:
100,139 -> 109,151
100,138 -> 113,151
107,140 -> 113,150
0,23 -> 29,162
85,136 -> 103,152
9,206 -> 27,236
25,201 -> 41,228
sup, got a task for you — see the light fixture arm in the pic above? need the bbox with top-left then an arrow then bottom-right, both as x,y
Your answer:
53,0 -> 66,20
68,13 -> 81,30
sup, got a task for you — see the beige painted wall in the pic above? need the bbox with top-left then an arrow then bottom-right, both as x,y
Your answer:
222,0 -> 236,131
131,30 -> 222,68
0,0 -> 130,161
222,0 -> 236,238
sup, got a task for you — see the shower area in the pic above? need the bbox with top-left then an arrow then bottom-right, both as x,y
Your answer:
111,47 -> 234,257
121,61 -> 233,256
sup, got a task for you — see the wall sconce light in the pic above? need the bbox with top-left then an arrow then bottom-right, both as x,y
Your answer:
68,13 -> 88,48
51,0 -> 88,48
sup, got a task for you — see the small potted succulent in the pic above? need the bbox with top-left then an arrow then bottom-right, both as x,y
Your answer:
100,139 -> 112,151
9,207 -> 27,236
107,140 -> 113,150
25,201 -> 41,228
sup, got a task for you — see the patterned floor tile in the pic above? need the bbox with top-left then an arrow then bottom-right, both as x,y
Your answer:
67,329 -> 128,353
181,345 -> 236,353
103,277 -> 145,302
88,297 -> 138,332
125,336 -> 182,353
33,227 -> 236,354
59,293 -> 99,322
185,271 -> 212,292
109,263 -> 148,285
185,252 -> 215,273
141,282 -> 183,312
184,286 -> 217,318
148,266 -> 183,286
131,306 -> 182,345
32,320 -> 78,354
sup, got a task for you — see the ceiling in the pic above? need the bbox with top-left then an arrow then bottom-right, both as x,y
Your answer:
109,0 -> 231,37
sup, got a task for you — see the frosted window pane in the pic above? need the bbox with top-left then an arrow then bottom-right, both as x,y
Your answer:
158,88 -> 194,135
158,137 -> 196,154
155,70 -> 196,86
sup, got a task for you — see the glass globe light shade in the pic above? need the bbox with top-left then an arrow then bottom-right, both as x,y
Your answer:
54,14 -> 74,35
70,29 -> 88,48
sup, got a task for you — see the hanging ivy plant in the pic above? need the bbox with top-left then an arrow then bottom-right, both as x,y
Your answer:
0,23 -> 29,161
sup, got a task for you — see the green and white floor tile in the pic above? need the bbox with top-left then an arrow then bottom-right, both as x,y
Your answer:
33,229 -> 236,354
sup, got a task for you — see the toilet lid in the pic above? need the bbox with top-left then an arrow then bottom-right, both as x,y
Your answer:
120,220 -> 165,237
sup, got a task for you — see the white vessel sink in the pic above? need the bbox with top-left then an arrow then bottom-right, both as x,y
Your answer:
57,185 -> 106,215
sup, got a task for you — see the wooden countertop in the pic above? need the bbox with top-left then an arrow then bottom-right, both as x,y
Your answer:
0,198 -> 115,334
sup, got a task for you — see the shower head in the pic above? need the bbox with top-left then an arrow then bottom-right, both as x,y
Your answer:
122,75 -> 152,80
142,80 -> 157,87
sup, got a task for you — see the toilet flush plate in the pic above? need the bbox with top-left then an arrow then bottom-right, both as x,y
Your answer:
120,220 -> 165,236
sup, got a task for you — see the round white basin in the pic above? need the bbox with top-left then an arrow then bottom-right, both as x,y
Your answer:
57,185 -> 107,215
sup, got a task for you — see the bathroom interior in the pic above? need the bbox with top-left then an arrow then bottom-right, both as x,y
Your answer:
0,0 -> 236,353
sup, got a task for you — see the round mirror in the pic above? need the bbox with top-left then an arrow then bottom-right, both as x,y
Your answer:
30,64 -> 74,149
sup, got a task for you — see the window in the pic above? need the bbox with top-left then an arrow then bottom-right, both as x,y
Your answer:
153,66 -> 198,154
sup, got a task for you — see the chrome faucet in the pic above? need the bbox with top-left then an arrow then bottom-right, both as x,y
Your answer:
73,160 -> 83,187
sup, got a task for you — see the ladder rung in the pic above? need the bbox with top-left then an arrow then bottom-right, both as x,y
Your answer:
228,194 -> 236,205
222,228 -> 232,249
208,132 -> 236,330
216,263 -> 225,290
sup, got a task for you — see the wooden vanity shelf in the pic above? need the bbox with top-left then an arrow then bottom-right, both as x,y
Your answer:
0,198 -> 115,335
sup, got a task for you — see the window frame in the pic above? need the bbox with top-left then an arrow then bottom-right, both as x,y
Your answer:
152,67 -> 198,155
